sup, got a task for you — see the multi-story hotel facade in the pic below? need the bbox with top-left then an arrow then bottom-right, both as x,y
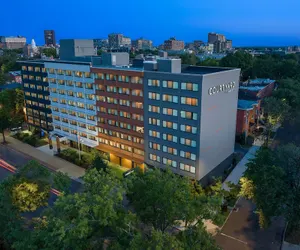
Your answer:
20,43 -> 240,182
44,61 -> 99,151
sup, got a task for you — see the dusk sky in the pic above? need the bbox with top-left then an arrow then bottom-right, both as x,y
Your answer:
2,0 -> 300,46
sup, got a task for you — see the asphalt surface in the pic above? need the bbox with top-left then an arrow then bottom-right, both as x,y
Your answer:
215,198 -> 285,250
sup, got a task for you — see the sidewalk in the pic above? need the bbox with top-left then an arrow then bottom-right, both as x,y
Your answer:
222,146 -> 260,191
2,135 -> 85,179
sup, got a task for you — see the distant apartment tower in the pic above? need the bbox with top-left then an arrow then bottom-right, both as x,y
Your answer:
121,37 -> 131,48
0,36 -> 26,49
164,37 -> 185,51
44,30 -> 56,46
208,33 -> 226,44
108,33 -> 123,49
132,38 -> 153,50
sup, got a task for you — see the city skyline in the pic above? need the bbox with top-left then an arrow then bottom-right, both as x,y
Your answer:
1,0 -> 300,47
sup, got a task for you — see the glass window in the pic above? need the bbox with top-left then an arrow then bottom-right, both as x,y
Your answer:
148,92 -> 160,100
180,151 -> 196,160
148,105 -> 160,113
181,97 -> 198,106
180,125 -> 197,134
163,121 -> 178,130
162,134 -> 178,143
149,154 -> 160,163
131,76 -> 143,84
180,138 -> 197,147
149,142 -> 161,150
162,108 -> 178,117
181,82 -> 198,91
162,146 -> 177,155
181,111 -> 198,120
162,81 -> 178,89
132,102 -> 143,109
163,158 -> 177,168
162,94 -> 178,103
148,79 -> 160,87
96,73 -> 104,79
180,163 -> 196,173
149,130 -> 160,138
149,118 -> 160,126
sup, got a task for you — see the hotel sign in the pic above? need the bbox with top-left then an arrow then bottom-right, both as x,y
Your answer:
208,82 -> 235,95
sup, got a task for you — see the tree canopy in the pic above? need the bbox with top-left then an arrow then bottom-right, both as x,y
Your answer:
242,144 -> 300,229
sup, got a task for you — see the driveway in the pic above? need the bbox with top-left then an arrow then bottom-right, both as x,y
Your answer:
215,198 -> 285,250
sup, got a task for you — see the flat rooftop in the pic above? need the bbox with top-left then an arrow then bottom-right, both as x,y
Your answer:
181,65 -> 235,75
238,99 -> 258,110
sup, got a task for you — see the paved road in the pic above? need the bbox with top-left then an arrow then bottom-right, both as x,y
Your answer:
0,144 -> 82,194
215,198 -> 285,250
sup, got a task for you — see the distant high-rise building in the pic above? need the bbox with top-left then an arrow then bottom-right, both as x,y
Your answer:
164,37 -> 185,51
44,30 -> 56,46
208,33 -> 231,53
0,36 -> 26,49
132,38 -> 153,50
108,33 -> 123,49
208,33 -> 226,44
121,37 -> 131,48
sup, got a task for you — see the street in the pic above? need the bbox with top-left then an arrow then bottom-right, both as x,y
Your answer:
0,144 -> 82,194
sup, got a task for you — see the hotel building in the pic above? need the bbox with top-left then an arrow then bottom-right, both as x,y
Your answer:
20,40 -> 240,182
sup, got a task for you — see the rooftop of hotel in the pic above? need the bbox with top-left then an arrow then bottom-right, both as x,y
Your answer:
238,100 -> 259,110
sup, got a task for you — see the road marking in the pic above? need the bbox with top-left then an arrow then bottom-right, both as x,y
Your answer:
220,233 -> 248,245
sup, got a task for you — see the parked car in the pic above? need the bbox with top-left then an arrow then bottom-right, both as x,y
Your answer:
10,127 -> 22,135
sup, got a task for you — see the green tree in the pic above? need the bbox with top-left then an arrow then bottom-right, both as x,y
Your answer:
42,48 -> 57,58
197,58 -> 219,67
127,168 -> 221,232
262,96 -> 290,145
242,144 -> 300,229
90,151 -> 108,172
0,108 -> 11,143
129,229 -> 182,250
180,53 -> 199,65
220,51 -> 254,79
53,171 -> 72,194
40,169 -> 125,249
178,224 -> 220,250
12,181 -> 49,212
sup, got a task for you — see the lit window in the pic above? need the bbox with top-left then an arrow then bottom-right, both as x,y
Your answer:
149,142 -> 161,150
180,125 -> 197,134
163,158 -> 177,168
162,94 -> 178,103
148,92 -> 160,100
131,76 -> 143,84
148,79 -> 160,87
149,154 -> 160,162
181,82 -> 198,91
96,73 -> 104,79
162,146 -> 177,155
162,81 -> 178,89
180,138 -> 197,147
148,105 -> 160,113
149,130 -> 160,138
181,111 -> 198,120
180,151 -> 196,160
162,108 -> 178,116
132,90 -> 143,96
149,118 -> 160,126
162,133 -> 178,143
181,97 -> 198,106
180,163 -> 196,173
132,102 -> 143,109
162,121 -> 178,130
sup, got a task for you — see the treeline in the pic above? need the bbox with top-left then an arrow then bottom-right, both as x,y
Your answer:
180,51 -> 300,81
0,157 -> 230,250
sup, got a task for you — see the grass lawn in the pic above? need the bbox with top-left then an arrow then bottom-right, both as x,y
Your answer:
107,163 -> 127,179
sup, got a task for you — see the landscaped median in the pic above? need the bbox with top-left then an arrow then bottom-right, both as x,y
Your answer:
57,148 -> 127,179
